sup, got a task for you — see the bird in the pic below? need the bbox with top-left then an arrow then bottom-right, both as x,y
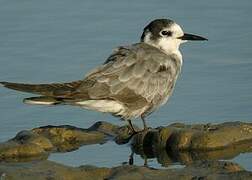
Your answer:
0,19 -> 207,133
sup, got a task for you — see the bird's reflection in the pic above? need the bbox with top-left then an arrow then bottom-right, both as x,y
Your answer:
128,138 -> 252,167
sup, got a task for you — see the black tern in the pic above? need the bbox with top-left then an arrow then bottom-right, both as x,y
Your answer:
0,19 -> 207,133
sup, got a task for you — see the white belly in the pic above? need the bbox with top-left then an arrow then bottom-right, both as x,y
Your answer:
75,100 -> 125,114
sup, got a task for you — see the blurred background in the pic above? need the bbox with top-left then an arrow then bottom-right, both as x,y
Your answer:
0,0 -> 251,169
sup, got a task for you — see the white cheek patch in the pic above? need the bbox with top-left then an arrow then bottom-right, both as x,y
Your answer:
170,23 -> 184,38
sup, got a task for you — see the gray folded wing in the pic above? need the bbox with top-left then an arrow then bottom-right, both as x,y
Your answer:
68,43 -> 181,109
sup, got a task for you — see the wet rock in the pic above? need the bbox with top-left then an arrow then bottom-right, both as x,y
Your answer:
88,121 -> 135,144
0,160 -> 251,180
0,122 -> 112,161
13,130 -> 54,151
148,141 -> 252,167
0,120 -> 252,167
0,160 -> 111,180
108,161 -> 251,180
0,141 -> 48,162
131,121 -> 252,151
32,124 -> 107,152
0,131 -> 50,161
88,121 -> 120,136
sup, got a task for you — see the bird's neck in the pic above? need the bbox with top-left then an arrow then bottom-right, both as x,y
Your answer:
142,34 -> 183,62
143,40 -> 183,64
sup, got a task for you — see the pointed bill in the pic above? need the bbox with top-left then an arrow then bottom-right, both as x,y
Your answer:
179,33 -> 208,41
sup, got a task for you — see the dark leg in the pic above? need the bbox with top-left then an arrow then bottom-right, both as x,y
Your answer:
144,157 -> 148,167
129,151 -> 134,165
127,119 -> 136,134
141,115 -> 148,130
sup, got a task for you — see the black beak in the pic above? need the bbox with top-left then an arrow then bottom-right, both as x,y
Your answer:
179,33 -> 208,41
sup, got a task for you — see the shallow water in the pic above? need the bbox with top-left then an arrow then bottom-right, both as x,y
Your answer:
0,0 -> 252,170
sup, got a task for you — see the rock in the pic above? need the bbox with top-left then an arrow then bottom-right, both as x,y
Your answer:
0,141 -> 48,162
13,130 -> 54,151
0,160 -> 111,180
0,130 -> 50,161
32,124 -> 107,152
108,161 -> 251,180
1,121 -> 252,161
0,121 -> 252,179
0,160 -> 251,180
88,121 -> 120,136
0,122 -> 112,161
131,121 -> 252,151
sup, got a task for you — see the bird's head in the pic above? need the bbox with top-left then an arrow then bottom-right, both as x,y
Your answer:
141,19 -> 207,54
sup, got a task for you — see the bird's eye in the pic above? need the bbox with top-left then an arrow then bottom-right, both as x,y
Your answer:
161,30 -> 172,36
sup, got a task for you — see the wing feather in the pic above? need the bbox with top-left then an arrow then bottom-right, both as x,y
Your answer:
118,65 -> 135,82
132,61 -> 146,78
69,43 -> 181,108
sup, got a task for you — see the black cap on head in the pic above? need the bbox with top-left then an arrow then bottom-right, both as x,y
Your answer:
141,19 -> 174,42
